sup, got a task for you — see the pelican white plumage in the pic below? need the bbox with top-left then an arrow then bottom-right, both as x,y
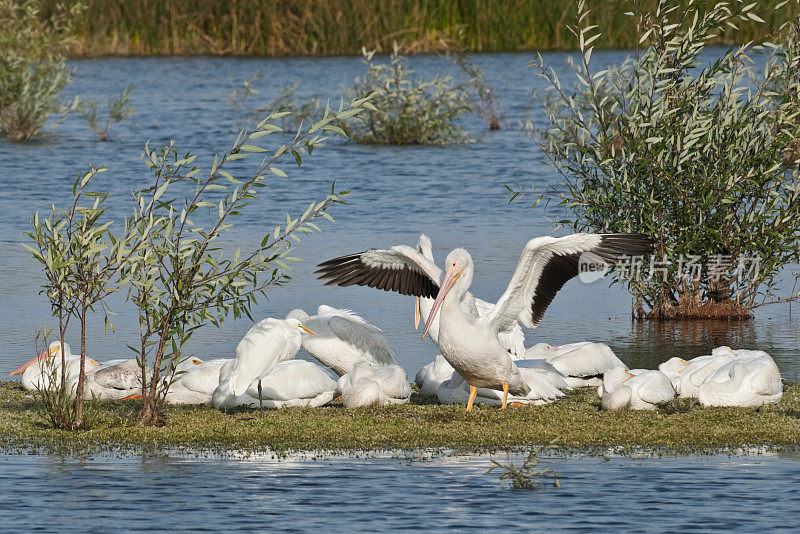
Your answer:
415,354 -> 456,397
417,354 -> 569,398
599,367 -> 675,410
286,305 -> 396,376
337,361 -> 411,408
214,360 -> 337,409
210,317 -> 316,412
317,232 -> 651,410
659,348 -> 738,398
437,366 -> 564,407
413,234 -> 526,357
697,351 -> 782,407
10,341 -> 99,391
165,358 -> 229,404
82,356 -> 204,400
524,342 -> 626,388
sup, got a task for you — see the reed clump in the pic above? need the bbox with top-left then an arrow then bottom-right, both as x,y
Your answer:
35,0 -> 799,57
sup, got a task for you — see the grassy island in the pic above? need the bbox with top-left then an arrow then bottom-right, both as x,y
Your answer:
2,381 -> 799,456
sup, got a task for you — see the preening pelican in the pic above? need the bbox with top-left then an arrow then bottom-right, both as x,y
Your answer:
413,234 -> 525,357
286,305 -> 396,375
214,360 -> 337,409
10,341 -> 99,391
337,361 -> 411,408
599,367 -> 675,410
317,232 -> 651,410
210,317 -> 316,413
524,342 -> 626,388
697,350 -> 782,407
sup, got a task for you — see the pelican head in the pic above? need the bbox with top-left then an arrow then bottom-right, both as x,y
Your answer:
421,249 -> 473,340
286,316 -> 318,337
417,234 -> 433,260
10,340 -> 70,376
602,366 -> 630,387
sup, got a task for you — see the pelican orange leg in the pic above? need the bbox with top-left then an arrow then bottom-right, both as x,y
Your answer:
466,385 -> 477,411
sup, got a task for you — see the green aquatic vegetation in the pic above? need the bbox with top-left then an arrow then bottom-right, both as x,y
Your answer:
487,440 -> 561,489
518,0 -> 800,320
229,77 -> 321,132
77,84 -> 135,141
456,53 -> 503,130
343,45 -> 473,145
2,382 -> 798,456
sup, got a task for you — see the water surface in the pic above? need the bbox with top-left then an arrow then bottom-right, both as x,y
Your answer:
1,452 -> 798,532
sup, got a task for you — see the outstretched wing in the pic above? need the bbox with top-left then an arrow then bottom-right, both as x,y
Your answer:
316,245 -> 441,298
480,233 -> 652,333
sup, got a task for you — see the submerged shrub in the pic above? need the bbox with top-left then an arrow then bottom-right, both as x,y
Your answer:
343,44 -> 473,145
228,76 -> 320,132
77,84 -> 135,141
524,0 -> 800,320
456,53 -> 503,130
0,0 -> 81,142
487,441 -> 560,490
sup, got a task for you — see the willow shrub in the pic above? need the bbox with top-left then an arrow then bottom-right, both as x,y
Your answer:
342,45 -> 473,145
0,0 -> 81,142
122,99 -> 370,426
24,166 -> 145,429
528,0 -> 800,320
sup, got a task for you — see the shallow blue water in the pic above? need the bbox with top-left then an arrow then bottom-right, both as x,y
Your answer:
1,452 -> 798,532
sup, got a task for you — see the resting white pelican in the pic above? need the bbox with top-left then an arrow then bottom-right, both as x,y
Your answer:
413,234 -> 526,357
165,358 -> 230,404
524,342 -> 626,388
82,356 -> 203,400
438,364 -> 565,407
697,351 -> 782,407
286,306 -> 396,375
210,317 -> 316,413
337,361 -> 412,408
658,348 -> 739,398
599,367 -> 675,410
415,354 -> 456,397
10,341 -> 99,391
214,360 -> 337,409
317,232 -> 651,410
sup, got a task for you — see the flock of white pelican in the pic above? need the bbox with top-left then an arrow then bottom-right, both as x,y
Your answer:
10,232 -> 784,412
